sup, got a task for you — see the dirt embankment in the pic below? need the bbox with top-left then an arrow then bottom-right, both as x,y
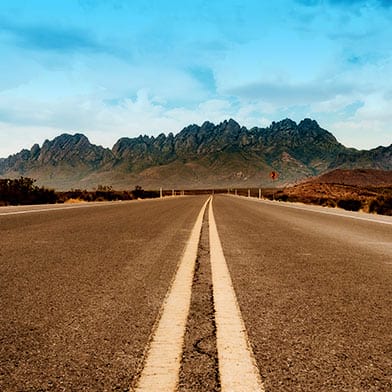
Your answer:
271,169 -> 392,215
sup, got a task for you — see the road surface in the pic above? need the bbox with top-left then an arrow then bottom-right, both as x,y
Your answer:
213,195 -> 392,391
1,195 -> 391,391
0,197 -> 207,391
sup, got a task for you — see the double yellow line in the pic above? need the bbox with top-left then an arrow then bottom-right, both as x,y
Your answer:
134,196 -> 264,392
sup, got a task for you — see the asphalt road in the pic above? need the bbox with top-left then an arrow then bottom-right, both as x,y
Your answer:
213,195 -> 392,391
0,197 -> 208,391
1,195 -> 391,391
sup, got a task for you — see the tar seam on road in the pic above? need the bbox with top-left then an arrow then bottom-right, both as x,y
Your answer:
132,197 -> 211,392
178,205 -> 221,391
209,198 -> 265,392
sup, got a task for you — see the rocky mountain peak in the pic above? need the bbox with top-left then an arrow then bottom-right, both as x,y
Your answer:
200,121 -> 215,131
42,133 -> 90,149
33,133 -> 112,167
298,118 -> 320,130
270,118 -> 297,131
0,118 -> 390,190
30,143 -> 41,159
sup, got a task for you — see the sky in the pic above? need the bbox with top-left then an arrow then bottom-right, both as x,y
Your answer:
1,0 -> 392,157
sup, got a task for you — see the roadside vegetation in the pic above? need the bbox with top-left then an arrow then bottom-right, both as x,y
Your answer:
57,185 -> 160,203
0,177 -> 159,206
1,177 -> 391,216
245,184 -> 392,216
0,177 -> 57,206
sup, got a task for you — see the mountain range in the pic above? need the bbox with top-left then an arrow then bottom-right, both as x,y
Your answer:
0,118 -> 391,190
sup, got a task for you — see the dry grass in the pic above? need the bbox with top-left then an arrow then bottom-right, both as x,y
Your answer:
64,198 -> 86,204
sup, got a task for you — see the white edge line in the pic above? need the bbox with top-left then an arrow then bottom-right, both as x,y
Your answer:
133,196 -> 210,392
209,198 -> 264,392
0,202 -> 122,216
233,195 -> 392,226
0,197 -> 177,216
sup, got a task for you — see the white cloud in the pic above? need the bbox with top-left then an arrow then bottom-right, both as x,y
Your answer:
0,92 -> 276,157
310,94 -> 358,112
328,93 -> 392,149
2,80 -> 391,159
0,122 -> 62,157
331,118 -> 392,149
354,93 -> 392,122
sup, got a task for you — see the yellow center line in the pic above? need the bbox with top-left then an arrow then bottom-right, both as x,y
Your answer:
133,197 -> 210,391
209,197 -> 264,392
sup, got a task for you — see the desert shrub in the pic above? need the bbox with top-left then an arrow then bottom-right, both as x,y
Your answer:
369,197 -> 392,216
316,197 -> 327,206
0,177 -> 56,205
315,198 -> 337,208
337,198 -> 362,211
276,194 -> 289,202
325,199 -> 337,208
59,189 -> 92,202
143,190 -> 160,198
131,185 -> 144,199
95,185 -> 119,201
58,188 -> 133,203
131,185 -> 159,199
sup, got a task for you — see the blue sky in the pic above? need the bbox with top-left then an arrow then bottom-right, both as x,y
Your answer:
0,0 -> 392,157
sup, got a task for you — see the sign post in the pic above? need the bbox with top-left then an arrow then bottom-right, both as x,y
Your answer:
269,171 -> 278,181
269,171 -> 279,200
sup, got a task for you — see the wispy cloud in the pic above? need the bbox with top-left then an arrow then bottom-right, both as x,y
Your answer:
187,66 -> 217,93
0,18 -> 105,53
0,90 -> 273,157
0,0 -> 391,156
226,81 -> 356,106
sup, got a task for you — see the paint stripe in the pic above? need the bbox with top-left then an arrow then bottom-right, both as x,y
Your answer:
134,197 -> 210,392
0,198 -> 170,216
209,199 -> 264,392
0,202 -> 120,216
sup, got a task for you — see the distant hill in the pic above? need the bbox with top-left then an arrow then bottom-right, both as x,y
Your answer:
0,118 -> 391,190
311,169 -> 392,187
280,168 -> 392,215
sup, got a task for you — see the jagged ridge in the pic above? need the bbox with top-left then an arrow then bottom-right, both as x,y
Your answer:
0,118 -> 391,190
